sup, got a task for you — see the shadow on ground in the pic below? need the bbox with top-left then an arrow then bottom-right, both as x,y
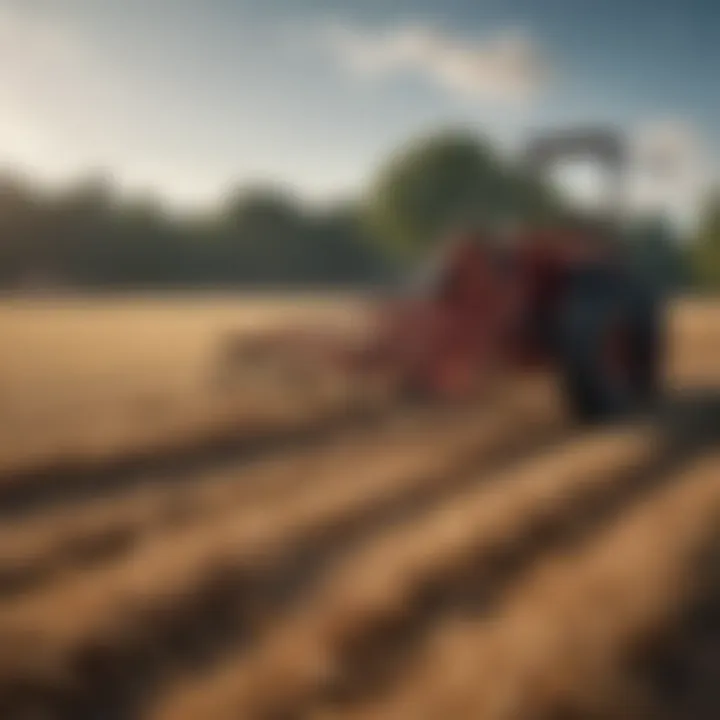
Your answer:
657,387 -> 720,449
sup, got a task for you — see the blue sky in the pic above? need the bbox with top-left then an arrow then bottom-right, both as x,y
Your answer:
0,0 -> 716,218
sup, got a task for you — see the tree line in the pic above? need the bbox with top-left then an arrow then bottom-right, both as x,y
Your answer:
0,177 -> 384,289
0,130 -> 717,291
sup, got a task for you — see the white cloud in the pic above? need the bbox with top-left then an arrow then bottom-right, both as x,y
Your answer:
323,22 -> 551,104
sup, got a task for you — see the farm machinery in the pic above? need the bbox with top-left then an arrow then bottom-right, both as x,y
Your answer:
215,129 -> 663,422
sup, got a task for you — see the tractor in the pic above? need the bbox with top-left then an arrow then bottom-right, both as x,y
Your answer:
215,128 -> 664,422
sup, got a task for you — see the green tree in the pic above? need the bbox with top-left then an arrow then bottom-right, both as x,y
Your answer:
692,194 -> 720,291
219,187 -> 309,283
364,129 -> 559,261
306,204 -> 388,284
0,173 -> 39,285
51,175 -> 115,284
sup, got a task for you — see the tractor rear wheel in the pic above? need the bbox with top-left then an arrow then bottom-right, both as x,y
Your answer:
557,269 -> 663,422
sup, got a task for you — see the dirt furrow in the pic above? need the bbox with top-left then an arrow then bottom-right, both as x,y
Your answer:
0,403 -> 562,720
151,428 -> 664,720
331,454 -> 720,720
0,406 -> 503,598
630,538 -> 720,720
0,397 -> 392,518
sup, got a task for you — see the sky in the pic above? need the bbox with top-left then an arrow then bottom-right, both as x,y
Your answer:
0,0 -> 717,222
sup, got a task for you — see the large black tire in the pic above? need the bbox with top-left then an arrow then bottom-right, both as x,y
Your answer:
557,267 -> 664,423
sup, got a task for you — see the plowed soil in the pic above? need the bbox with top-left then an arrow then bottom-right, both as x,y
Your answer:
0,297 -> 718,720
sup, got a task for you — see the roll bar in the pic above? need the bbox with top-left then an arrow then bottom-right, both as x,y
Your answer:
523,127 -> 628,225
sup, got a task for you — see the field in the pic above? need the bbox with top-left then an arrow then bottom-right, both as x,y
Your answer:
0,295 -> 718,720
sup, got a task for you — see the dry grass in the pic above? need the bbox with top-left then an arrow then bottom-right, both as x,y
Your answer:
1,296 -> 717,474
0,293 -> 363,473
667,299 -> 720,388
